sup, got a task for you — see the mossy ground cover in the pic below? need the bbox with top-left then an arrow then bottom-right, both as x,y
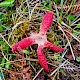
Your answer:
0,0 -> 80,80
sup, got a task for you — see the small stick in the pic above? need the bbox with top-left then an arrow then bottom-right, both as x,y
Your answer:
0,33 -> 12,48
33,68 -> 43,80
30,3 -> 39,20
0,58 -> 38,66
64,30 -> 80,43
58,24 -> 75,60
50,60 -> 68,76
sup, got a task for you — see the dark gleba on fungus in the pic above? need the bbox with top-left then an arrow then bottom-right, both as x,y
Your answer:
12,11 -> 64,72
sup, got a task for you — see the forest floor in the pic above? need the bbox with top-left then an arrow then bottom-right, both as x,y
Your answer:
0,0 -> 80,80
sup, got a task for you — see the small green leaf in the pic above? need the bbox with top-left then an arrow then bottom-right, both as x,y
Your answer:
0,0 -> 14,7
68,14 -> 75,21
67,14 -> 75,25
76,56 -> 80,62
23,50 -> 30,54
54,41 -> 61,45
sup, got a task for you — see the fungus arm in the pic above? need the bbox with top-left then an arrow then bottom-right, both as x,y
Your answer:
39,12 -> 53,35
12,37 -> 34,52
37,45 -> 49,72
45,41 -> 64,52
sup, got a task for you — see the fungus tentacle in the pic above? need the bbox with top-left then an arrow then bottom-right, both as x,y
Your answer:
37,45 -> 49,72
39,12 -> 53,35
45,41 -> 64,52
12,37 -> 35,52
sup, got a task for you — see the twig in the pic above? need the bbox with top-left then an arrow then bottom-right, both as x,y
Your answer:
30,3 -> 39,20
70,18 -> 80,26
0,33 -> 12,48
64,30 -> 80,43
30,64 -> 36,73
33,68 -> 43,80
57,3 -> 80,14
1,45 -> 9,61
61,50 -> 68,58
58,24 -> 75,60
12,21 -> 26,30
48,62 -> 57,67
26,0 -> 31,19
50,60 -> 68,76
0,58 -> 38,66
61,21 -> 80,42
62,38 -> 73,58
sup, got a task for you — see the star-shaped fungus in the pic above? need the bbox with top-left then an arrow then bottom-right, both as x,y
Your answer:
12,11 -> 64,72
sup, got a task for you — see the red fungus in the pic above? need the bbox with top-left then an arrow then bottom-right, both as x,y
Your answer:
39,11 -> 54,35
12,11 -> 64,72
37,45 -> 49,72
12,37 -> 34,52
44,41 -> 64,52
